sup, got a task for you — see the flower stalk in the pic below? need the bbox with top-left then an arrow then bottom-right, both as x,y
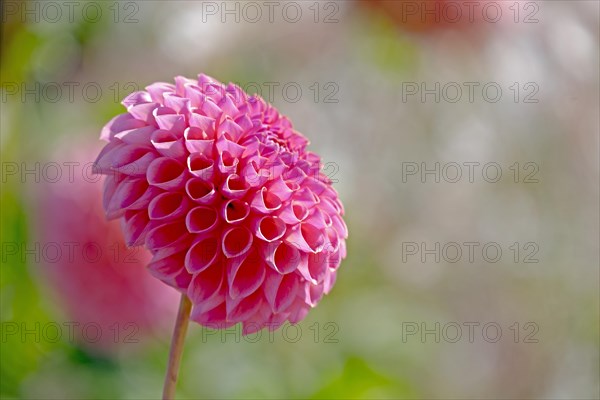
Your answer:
162,294 -> 192,400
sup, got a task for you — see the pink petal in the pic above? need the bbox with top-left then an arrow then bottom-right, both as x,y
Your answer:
187,153 -> 215,181
227,247 -> 266,299
145,82 -> 175,103
184,128 -> 215,155
107,177 -> 161,218
240,160 -> 269,188
332,214 -> 348,239
188,264 -> 225,311
145,220 -> 188,252
305,282 -> 325,307
148,192 -> 190,221
146,157 -> 187,190
218,96 -> 239,120
102,173 -> 124,219
261,241 -> 303,274
277,201 -> 309,225
298,252 -> 328,284
250,186 -> 282,214
221,199 -> 250,225
266,175 -> 294,202
288,297 -> 310,324
252,216 -> 286,242
185,178 -> 217,205
114,126 -> 156,145
226,289 -> 263,323
303,177 -> 328,196
188,113 -> 215,135
263,269 -> 300,313
147,251 -> 192,292
122,90 -> 152,108
221,174 -> 249,199
285,223 -> 325,254
185,235 -> 220,273
121,210 -> 157,246
292,187 -> 320,208
222,226 -> 253,258
128,102 -> 159,124
163,94 -> 191,115
95,143 -> 155,177
304,207 -> 330,230
191,302 -> 235,330
323,268 -> 337,294
216,151 -> 239,175
100,113 -> 145,141
242,304 -> 272,335
151,129 -> 187,159
186,206 -> 219,234
174,76 -> 197,96
154,112 -> 186,133
283,166 -> 308,185
199,98 -> 222,119
217,117 -> 243,141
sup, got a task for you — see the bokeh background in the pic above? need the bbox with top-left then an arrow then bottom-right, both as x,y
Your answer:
1,1 -> 599,399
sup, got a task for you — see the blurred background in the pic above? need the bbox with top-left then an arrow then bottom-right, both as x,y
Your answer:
1,1 -> 598,399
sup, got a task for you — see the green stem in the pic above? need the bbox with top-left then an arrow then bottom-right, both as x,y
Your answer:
162,294 -> 192,400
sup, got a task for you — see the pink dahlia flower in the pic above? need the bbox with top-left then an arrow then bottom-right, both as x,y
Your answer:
36,143 -> 178,353
95,74 -> 347,334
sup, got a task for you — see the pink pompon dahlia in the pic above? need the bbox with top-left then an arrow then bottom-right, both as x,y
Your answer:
95,74 -> 347,334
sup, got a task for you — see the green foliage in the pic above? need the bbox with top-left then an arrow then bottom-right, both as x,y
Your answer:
311,356 -> 417,399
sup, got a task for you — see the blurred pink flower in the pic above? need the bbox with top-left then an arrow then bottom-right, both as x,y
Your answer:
361,0 -> 509,35
95,74 -> 347,334
37,143 -> 178,353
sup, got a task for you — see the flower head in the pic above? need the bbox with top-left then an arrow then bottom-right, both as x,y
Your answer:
95,74 -> 347,334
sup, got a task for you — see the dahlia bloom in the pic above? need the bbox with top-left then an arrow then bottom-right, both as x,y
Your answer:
36,143 -> 178,353
95,74 -> 347,334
